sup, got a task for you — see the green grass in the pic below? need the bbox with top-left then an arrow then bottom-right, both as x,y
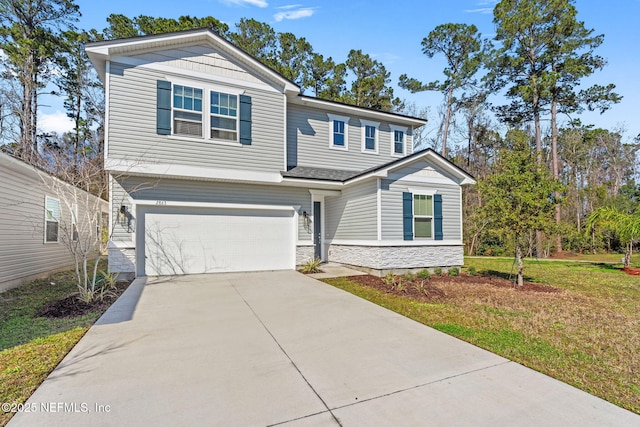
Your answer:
0,262 -> 111,426
323,258 -> 640,414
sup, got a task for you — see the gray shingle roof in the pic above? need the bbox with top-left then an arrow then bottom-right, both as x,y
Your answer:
281,166 -> 362,182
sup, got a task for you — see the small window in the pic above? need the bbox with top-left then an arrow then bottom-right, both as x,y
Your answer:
173,85 -> 203,137
365,126 -> 376,150
45,196 -> 60,243
413,194 -> 433,238
333,120 -> 345,146
71,203 -> 79,242
394,130 -> 404,155
328,114 -> 349,150
210,91 -> 238,141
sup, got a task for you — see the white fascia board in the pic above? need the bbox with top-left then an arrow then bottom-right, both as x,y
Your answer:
294,96 -> 427,128
308,189 -> 342,197
328,239 -> 463,247
105,159 -> 283,184
281,177 -> 345,189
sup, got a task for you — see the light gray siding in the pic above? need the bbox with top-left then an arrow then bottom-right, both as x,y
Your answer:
108,62 -> 285,172
114,176 -> 312,241
382,179 -> 461,241
287,104 -> 413,171
0,154 -> 107,291
325,180 -> 377,240
129,44 -> 268,86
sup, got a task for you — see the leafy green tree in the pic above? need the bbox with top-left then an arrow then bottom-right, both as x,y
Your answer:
103,14 -> 228,39
587,206 -> 639,268
478,129 -> 562,285
228,18 -> 276,63
272,32 -> 313,86
399,23 -> 485,157
344,49 -> 399,111
305,53 -> 346,99
0,0 -> 80,162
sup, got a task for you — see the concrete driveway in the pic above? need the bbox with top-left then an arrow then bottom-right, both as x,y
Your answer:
9,271 -> 639,426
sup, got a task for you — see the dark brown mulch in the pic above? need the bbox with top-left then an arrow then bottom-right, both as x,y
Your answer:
36,280 -> 132,318
346,273 -> 561,302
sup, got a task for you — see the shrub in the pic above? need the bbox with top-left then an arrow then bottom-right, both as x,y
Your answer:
301,258 -> 322,274
468,266 -> 477,276
383,272 -> 396,286
434,267 -> 443,276
448,267 -> 459,277
402,272 -> 416,282
417,269 -> 431,279
394,277 -> 407,292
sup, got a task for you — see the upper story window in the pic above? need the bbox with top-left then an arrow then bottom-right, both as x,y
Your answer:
45,196 -> 60,243
173,85 -> 203,137
413,194 -> 433,238
390,125 -> 408,156
360,119 -> 379,154
210,91 -> 238,141
327,114 -> 349,150
161,80 -> 249,144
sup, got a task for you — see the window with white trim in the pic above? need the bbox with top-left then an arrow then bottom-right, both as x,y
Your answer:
394,130 -> 404,155
173,85 -> 203,137
45,196 -> 60,243
210,91 -> 238,141
71,203 -> 79,242
328,114 -> 349,150
360,119 -> 379,153
413,194 -> 433,238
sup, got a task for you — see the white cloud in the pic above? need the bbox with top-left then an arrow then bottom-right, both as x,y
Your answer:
220,0 -> 268,7
274,7 -> 315,22
277,4 -> 302,9
464,7 -> 494,14
40,110 -> 74,134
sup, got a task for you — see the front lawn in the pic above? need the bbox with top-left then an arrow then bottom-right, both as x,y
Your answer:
323,258 -> 640,414
0,264 -> 128,426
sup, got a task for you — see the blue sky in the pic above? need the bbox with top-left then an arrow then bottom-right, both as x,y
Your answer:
41,0 -> 640,145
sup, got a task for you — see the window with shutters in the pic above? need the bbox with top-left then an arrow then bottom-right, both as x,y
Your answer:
210,91 -> 238,141
413,194 -> 433,238
173,85 -> 203,137
45,196 -> 60,243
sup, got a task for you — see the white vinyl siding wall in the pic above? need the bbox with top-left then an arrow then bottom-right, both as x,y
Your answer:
325,180 -> 378,240
114,176 -> 312,241
287,105 -> 413,171
108,62 -> 285,173
0,154 -> 107,291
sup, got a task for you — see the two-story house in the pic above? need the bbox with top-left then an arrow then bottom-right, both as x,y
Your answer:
85,29 -> 475,278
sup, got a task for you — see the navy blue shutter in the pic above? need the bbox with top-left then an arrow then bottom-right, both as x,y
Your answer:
157,80 -> 172,135
239,94 -> 252,145
402,192 -> 413,241
434,194 -> 443,240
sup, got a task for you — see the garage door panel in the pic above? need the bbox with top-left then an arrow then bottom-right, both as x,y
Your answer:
141,207 -> 294,276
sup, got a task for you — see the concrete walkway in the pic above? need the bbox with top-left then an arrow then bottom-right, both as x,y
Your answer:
9,271 -> 639,426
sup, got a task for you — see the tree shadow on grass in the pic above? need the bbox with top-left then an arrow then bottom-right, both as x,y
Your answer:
480,269 -> 536,284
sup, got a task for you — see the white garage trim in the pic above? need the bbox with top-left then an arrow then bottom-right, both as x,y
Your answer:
135,202 -> 297,276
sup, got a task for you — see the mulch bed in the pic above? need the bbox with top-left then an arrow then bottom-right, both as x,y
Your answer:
36,280 -> 132,318
623,267 -> 640,276
346,273 -> 561,302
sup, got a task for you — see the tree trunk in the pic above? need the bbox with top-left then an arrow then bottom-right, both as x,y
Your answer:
442,85 -> 454,158
551,97 -> 562,253
624,240 -> 633,269
515,244 -> 524,286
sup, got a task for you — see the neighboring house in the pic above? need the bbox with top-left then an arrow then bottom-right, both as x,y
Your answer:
0,152 -> 108,292
85,29 -> 475,278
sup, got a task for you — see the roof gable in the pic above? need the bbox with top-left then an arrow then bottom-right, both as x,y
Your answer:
86,29 -> 300,94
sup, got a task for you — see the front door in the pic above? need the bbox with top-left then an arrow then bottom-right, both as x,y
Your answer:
313,201 -> 322,260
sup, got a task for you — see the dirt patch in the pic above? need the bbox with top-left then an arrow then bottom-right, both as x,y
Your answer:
346,273 -> 561,302
36,280 -> 131,318
550,251 -> 580,258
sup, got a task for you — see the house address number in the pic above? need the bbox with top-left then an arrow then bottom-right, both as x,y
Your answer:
156,200 -> 167,206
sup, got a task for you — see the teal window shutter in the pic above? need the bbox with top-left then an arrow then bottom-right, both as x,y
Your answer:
434,194 -> 443,240
157,80 -> 172,135
239,94 -> 252,145
402,192 -> 413,241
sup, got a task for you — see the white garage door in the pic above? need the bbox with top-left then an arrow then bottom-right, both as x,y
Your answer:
139,206 -> 295,276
